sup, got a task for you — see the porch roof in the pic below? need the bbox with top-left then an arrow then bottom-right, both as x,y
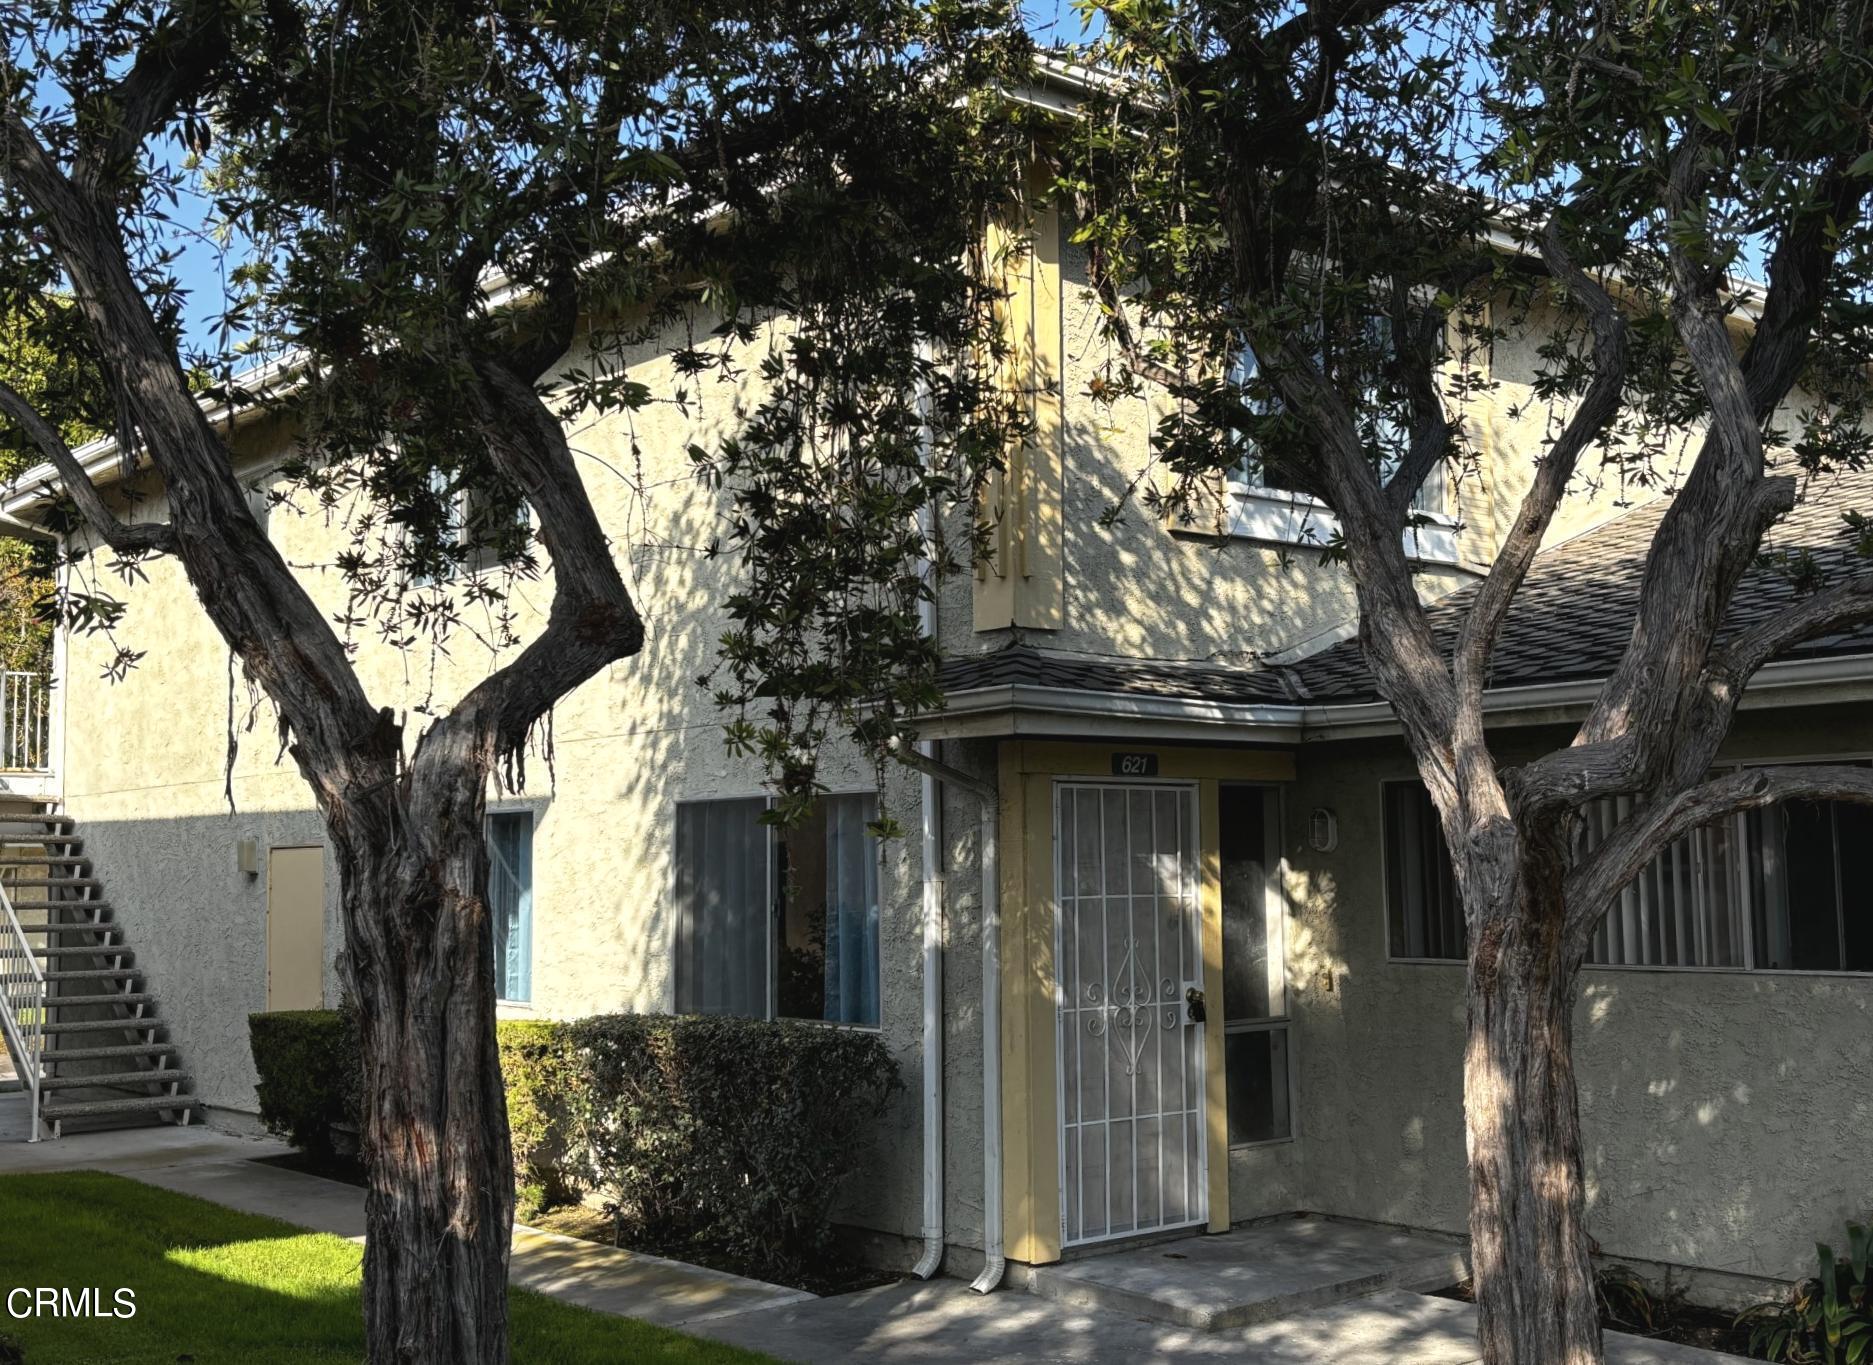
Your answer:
931,468 -> 1873,738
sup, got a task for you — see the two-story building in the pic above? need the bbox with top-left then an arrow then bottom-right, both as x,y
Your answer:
1,126 -> 1869,1305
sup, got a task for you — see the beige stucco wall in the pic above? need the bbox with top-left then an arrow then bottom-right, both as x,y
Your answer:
51,319 -> 1007,1252
1280,703 -> 1873,1281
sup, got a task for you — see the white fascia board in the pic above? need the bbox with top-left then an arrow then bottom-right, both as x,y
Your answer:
923,653 -> 1873,744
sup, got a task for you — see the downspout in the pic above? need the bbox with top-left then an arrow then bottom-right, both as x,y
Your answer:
968,805 -> 1004,1293
911,511 -> 945,1282
912,746 -> 945,1279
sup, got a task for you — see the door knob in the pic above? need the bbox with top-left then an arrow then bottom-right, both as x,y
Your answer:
1184,986 -> 1206,1025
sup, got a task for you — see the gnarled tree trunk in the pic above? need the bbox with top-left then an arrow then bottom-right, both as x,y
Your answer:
1461,840 -> 1600,1365
337,749 -> 515,1365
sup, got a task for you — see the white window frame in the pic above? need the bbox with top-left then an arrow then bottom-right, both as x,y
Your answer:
1222,783 -> 1299,1150
1220,309 -> 1463,564
1222,482 -> 1461,564
669,788 -> 885,1031
1379,758 -> 1873,978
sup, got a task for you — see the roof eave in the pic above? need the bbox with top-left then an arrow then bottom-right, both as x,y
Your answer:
920,652 -> 1873,744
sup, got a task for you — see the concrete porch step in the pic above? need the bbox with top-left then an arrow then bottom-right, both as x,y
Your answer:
1025,1215 -> 1469,1332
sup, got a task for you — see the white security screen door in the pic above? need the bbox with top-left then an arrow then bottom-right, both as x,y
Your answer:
1055,782 -> 1207,1246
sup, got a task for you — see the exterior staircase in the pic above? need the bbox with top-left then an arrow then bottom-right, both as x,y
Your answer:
0,808 -> 196,1139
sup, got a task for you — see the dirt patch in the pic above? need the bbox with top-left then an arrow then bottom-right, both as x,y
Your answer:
527,1205 -> 896,1299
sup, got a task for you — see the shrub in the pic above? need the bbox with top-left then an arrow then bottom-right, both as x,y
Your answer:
498,1019 -> 580,1218
249,1010 -> 581,1214
247,1009 -> 360,1157
1739,1222 -> 1873,1364
568,1013 -> 900,1278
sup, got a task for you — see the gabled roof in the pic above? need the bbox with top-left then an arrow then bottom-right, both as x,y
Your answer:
1289,467 -> 1873,704
933,469 -> 1873,732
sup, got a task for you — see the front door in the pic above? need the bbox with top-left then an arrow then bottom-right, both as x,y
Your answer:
1054,781 -> 1207,1247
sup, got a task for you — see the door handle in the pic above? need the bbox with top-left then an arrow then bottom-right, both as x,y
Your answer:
1184,986 -> 1206,1025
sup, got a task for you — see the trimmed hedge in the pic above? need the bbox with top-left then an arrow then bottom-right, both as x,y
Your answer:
247,1009 -> 899,1273
498,1019 -> 580,1217
247,1009 -> 360,1158
568,1014 -> 900,1278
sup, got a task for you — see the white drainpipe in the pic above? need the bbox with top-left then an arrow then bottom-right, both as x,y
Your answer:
911,753 -> 945,1280
911,491 -> 946,1279
968,805 -> 1004,1293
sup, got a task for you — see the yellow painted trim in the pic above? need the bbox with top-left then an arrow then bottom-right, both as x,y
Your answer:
1000,743 -> 1063,1263
1009,741 -> 1294,784
975,177 -> 1065,631
999,741 -> 1275,1260
1198,782 -> 1229,1232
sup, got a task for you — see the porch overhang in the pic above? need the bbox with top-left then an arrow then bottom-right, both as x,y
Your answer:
917,651 -> 1873,745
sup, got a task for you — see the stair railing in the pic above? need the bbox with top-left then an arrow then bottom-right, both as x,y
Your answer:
0,873 -> 44,1141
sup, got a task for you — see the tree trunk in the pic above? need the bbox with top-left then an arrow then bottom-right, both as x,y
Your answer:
339,804 -> 515,1365
1463,867 -> 1601,1365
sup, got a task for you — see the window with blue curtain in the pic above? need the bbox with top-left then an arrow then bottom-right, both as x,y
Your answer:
488,811 -> 533,1002
673,792 -> 881,1028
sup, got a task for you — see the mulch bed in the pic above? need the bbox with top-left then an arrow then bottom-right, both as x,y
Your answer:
1434,1278 -> 1760,1358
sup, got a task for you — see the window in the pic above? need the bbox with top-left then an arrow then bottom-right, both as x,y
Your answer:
488,811 -> 533,1002
1225,328 -> 1446,517
1221,784 -> 1292,1145
1382,771 -> 1873,973
673,793 -> 881,1026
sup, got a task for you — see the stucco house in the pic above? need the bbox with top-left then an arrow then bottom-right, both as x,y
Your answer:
0,138 -> 1869,1311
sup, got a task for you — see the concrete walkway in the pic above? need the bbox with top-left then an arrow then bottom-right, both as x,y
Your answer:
698,1278 -> 1746,1364
0,1095 -> 1748,1362
0,1093 -> 810,1328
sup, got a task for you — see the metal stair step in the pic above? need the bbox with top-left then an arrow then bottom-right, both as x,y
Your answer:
24,878 -> 103,889
0,856 -> 89,867
41,1094 -> 193,1120
40,1043 -> 175,1062
49,992 -> 156,1007
41,1019 -> 162,1036
43,968 -> 140,982
2,922 -> 116,936
0,816 -> 72,828
39,1070 -> 189,1091
7,900 -> 112,913
0,837 -> 80,851
1,945 -> 130,960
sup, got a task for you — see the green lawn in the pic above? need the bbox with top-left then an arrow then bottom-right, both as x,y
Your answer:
0,1172 -> 781,1365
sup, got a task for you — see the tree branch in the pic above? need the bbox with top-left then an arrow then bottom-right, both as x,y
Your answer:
430,356 -> 644,764
1460,216 -> 1626,722
0,378 -> 174,555
76,0 -> 234,189
1381,277 -> 1459,522
1711,570 -> 1873,686
1564,763 -> 1873,952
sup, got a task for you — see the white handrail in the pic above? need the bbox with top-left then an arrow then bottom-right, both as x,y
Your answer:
0,872 -> 45,1141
